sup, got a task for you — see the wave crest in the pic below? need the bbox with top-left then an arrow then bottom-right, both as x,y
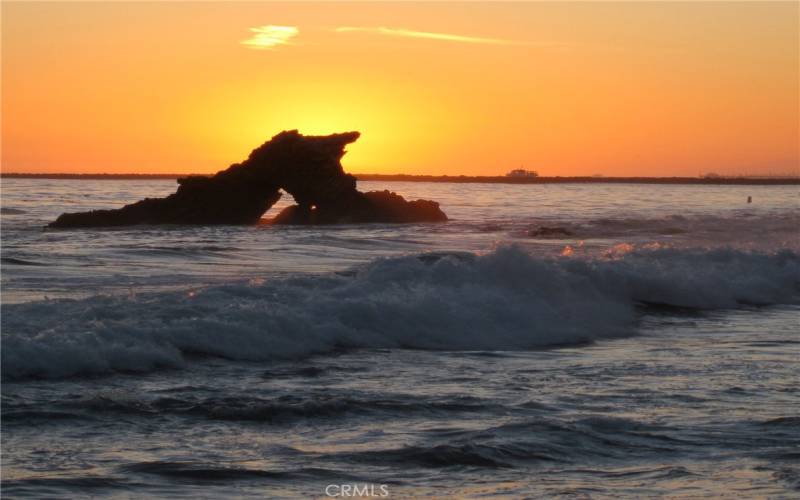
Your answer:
3,246 -> 798,380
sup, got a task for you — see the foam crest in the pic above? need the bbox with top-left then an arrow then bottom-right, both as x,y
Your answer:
3,246 -> 798,380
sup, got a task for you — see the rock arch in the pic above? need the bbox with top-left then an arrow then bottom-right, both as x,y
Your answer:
49,131 -> 446,227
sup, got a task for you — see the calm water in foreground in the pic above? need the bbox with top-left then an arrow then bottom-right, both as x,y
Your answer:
2,179 -> 799,498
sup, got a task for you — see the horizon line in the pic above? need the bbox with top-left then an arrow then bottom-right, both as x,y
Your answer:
3,172 -> 799,183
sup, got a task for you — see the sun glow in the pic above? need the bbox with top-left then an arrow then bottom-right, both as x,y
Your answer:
2,2 -> 797,176
172,71 -> 457,174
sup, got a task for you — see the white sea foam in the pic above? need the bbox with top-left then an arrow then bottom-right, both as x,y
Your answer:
2,246 -> 799,380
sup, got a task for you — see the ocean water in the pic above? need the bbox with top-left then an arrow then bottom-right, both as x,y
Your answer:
1,178 -> 799,498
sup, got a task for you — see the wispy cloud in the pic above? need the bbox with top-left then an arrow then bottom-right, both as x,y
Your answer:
242,25 -> 298,49
335,26 -> 518,45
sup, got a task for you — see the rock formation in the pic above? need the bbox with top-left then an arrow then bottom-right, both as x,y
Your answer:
527,226 -> 573,238
49,131 -> 447,228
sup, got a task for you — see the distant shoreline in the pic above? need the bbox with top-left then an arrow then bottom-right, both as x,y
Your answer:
2,172 -> 798,185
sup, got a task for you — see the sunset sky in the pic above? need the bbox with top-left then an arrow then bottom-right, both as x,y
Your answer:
2,1 -> 798,176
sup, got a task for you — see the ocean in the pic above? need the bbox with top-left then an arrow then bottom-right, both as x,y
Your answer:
2,178 -> 799,498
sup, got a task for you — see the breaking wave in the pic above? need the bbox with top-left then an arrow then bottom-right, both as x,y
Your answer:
3,246 -> 799,380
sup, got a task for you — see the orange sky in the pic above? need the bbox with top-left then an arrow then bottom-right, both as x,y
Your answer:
2,1 -> 798,176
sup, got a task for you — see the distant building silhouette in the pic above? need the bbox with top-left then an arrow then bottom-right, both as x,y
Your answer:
506,168 -> 538,178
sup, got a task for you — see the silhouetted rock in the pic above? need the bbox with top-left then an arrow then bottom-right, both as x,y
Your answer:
51,180 -> 282,227
271,190 -> 447,224
49,131 -> 447,228
527,226 -> 573,238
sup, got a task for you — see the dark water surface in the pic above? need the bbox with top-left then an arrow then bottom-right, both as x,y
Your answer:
2,179 -> 799,497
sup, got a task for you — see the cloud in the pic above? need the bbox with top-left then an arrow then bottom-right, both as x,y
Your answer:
334,26 -> 518,45
242,25 -> 298,49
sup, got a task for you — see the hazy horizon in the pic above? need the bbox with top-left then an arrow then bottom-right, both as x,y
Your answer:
3,170 -> 800,179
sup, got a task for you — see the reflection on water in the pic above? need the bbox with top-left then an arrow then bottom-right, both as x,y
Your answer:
1,179 -> 798,497
2,179 -> 798,303
3,308 -> 798,497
